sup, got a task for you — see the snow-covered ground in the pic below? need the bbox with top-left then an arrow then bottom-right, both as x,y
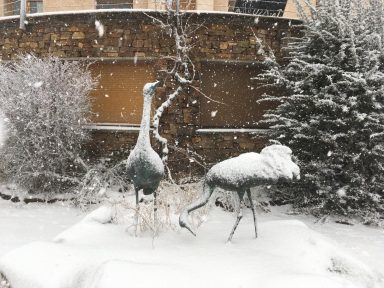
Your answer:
0,198 -> 83,257
0,197 -> 383,288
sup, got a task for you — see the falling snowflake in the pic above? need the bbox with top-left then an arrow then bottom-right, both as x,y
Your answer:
95,20 -> 105,37
33,81 -> 43,88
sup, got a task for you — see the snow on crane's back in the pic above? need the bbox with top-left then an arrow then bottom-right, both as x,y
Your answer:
206,145 -> 300,186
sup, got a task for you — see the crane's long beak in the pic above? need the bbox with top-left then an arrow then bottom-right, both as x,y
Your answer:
153,80 -> 161,87
185,226 -> 196,237
179,218 -> 197,236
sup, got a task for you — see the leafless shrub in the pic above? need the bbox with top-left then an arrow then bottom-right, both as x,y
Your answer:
75,159 -> 129,209
0,55 -> 97,193
92,179 -> 211,235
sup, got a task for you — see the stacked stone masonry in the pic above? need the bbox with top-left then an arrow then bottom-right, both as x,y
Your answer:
0,11 -> 300,175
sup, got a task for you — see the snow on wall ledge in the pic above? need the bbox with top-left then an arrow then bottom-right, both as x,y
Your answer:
0,206 -> 382,288
0,9 -> 302,23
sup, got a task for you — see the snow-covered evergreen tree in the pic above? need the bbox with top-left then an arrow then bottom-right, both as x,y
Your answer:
261,0 -> 384,220
0,55 -> 96,193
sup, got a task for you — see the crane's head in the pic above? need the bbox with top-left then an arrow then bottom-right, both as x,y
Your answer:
179,212 -> 197,236
143,80 -> 160,99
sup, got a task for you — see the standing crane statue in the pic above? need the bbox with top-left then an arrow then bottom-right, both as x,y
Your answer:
126,81 -> 164,235
179,145 -> 300,242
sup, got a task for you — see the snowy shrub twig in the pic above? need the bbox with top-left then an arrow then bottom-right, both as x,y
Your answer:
0,55 -> 97,193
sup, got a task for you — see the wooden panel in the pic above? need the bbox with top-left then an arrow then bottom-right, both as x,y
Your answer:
200,63 -> 273,128
90,63 -> 155,124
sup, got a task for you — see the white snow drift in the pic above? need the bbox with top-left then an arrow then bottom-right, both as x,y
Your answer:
0,206 -> 382,288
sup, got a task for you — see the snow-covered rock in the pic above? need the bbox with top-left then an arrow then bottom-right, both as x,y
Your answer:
0,206 -> 382,288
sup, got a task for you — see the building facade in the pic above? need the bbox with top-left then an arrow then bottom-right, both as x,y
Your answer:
0,1 -> 309,174
0,0 -> 314,18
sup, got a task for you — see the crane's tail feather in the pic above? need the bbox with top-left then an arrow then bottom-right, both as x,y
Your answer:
179,182 -> 213,236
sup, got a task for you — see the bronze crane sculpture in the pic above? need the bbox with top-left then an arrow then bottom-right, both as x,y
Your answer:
127,81 -> 164,235
179,145 -> 300,242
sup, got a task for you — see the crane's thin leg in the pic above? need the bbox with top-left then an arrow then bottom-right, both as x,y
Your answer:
153,189 -> 158,237
227,190 -> 245,242
134,187 -> 139,237
247,188 -> 258,238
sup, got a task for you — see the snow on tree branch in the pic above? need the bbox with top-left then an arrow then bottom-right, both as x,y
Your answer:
259,0 -> 384,222
148,2 -> 200,166
152,86 -> 183,163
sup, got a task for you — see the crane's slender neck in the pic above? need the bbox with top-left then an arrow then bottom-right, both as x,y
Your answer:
137,95 -> 152,145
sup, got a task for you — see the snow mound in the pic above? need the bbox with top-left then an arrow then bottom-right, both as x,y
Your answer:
82,206 -> 114,224
54,206 -> 114,244
0,207 -> 382,288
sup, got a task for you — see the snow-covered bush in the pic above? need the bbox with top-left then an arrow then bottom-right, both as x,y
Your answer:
260,0 -> 384,221
127,180 -> 210,234
75,175 -> 210,235
75,159 -> 129,208
0,55 -> 96,193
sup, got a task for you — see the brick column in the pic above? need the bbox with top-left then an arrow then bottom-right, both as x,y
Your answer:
214,0 -> 228,11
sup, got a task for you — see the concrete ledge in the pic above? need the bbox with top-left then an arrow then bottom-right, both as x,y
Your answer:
85,124 -> 141,132
196,128 -> 270,134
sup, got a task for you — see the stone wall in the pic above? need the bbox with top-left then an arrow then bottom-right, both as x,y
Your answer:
0,11 -> 295,60
0,11 -> 300,175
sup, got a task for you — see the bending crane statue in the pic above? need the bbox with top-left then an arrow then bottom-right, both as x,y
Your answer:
179,145 -> 300,242
126,81 -> 164,235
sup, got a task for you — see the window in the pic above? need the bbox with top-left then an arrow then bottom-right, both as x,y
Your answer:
90,63 -> 155,124
200,63 -> 274,128
29,0 -> 43,13
4,0 -> 20,16
4,0 -> 43,16
96,0 -> 133,9
233,0 -> 287,16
